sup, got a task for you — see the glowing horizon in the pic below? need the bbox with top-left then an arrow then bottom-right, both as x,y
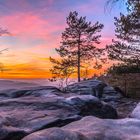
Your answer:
0,0 -> 126,78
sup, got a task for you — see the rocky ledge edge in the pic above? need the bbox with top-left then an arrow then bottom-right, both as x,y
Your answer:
0,79 -> 139,140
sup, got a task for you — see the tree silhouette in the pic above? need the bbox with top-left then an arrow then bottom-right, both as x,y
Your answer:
50,57 -> 75,86
50,11 -> 104,82
107,0 -> 140,67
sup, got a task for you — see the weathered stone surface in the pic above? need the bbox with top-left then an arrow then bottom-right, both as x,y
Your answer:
66,79 -> 122,101
22,116 -> 140,140
103,86 -> 123,101
65,95 -> 117,119
0,121 -> 27,140
130,102 -> 140,119
66,80 -> 138,118
66,79 -> 104,94
0,85 -> 117,140
1,79 -> 138,140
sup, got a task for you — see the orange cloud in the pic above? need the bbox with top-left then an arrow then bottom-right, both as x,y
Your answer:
0,59 -> 52,79
0,63 -> 107,79
0,0 -> 117,79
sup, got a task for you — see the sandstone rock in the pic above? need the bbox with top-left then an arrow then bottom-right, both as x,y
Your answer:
66,79 -> 122,102
0,86 -> 117,140
0,123 -> 27,140
65,95 -> 117,119
130,102 -> 140,119
66,79 -> 104,94
22,116 -> 140,140
103,86 -> 123,101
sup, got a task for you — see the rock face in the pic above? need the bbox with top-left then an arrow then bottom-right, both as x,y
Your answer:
0,125 -> 27,140
130,102 -> 140,119
0,79 -> 139,140
66,79 -> 138,118
0,85 -> 117,140
66,79 -> 122,102
65,95 -> 117,119
22,116 -> 140,140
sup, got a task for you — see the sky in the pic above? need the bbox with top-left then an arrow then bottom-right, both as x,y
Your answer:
0,0 -> 126,79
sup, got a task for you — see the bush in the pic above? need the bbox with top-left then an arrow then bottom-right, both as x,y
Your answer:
107,64 -> 140,74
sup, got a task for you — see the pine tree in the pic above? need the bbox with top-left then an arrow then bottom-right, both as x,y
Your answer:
50,11 -> 104,82
107,0 -> 140,66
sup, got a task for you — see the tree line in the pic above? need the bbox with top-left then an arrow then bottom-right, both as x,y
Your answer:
50,0 -> 140,82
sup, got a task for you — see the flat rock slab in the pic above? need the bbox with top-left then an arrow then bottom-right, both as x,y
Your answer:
22,116 -> 140,140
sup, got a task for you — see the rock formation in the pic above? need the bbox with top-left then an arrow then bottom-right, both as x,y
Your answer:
0,79 -> 139,140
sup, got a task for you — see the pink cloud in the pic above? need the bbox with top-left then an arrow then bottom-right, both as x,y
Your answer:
0,13 -> 46,37
94,37 -> 113,49
0,11 -> 65,38
5,0 -> 30,9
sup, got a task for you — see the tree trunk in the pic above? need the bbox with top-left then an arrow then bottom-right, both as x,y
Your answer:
77,34 -> 81,82
78,54 -> 80,82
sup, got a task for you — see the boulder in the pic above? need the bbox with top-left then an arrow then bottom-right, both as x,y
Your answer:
65,95 -> 117,119
0,86 -> 117,140
130,102 -> 140,119
66,79 -> 104,94
0,120 -> 27,140
22,116 -> 140,140
103,86 -> 123,101
66,79 -> 122,102
115,98 -> 138,118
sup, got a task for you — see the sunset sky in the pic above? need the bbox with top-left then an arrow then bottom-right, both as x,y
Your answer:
0,0 -> 126,78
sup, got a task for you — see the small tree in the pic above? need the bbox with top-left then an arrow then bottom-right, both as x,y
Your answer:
50,57 -> 75,88
107,63 -> 140,74
50,11 -> 104,82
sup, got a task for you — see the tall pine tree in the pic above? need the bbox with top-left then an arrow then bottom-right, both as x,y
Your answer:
107,0 -> 140,67
50,11 -> 104,82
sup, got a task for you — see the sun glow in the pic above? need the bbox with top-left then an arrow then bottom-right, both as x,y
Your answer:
0,0 -> 124,79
